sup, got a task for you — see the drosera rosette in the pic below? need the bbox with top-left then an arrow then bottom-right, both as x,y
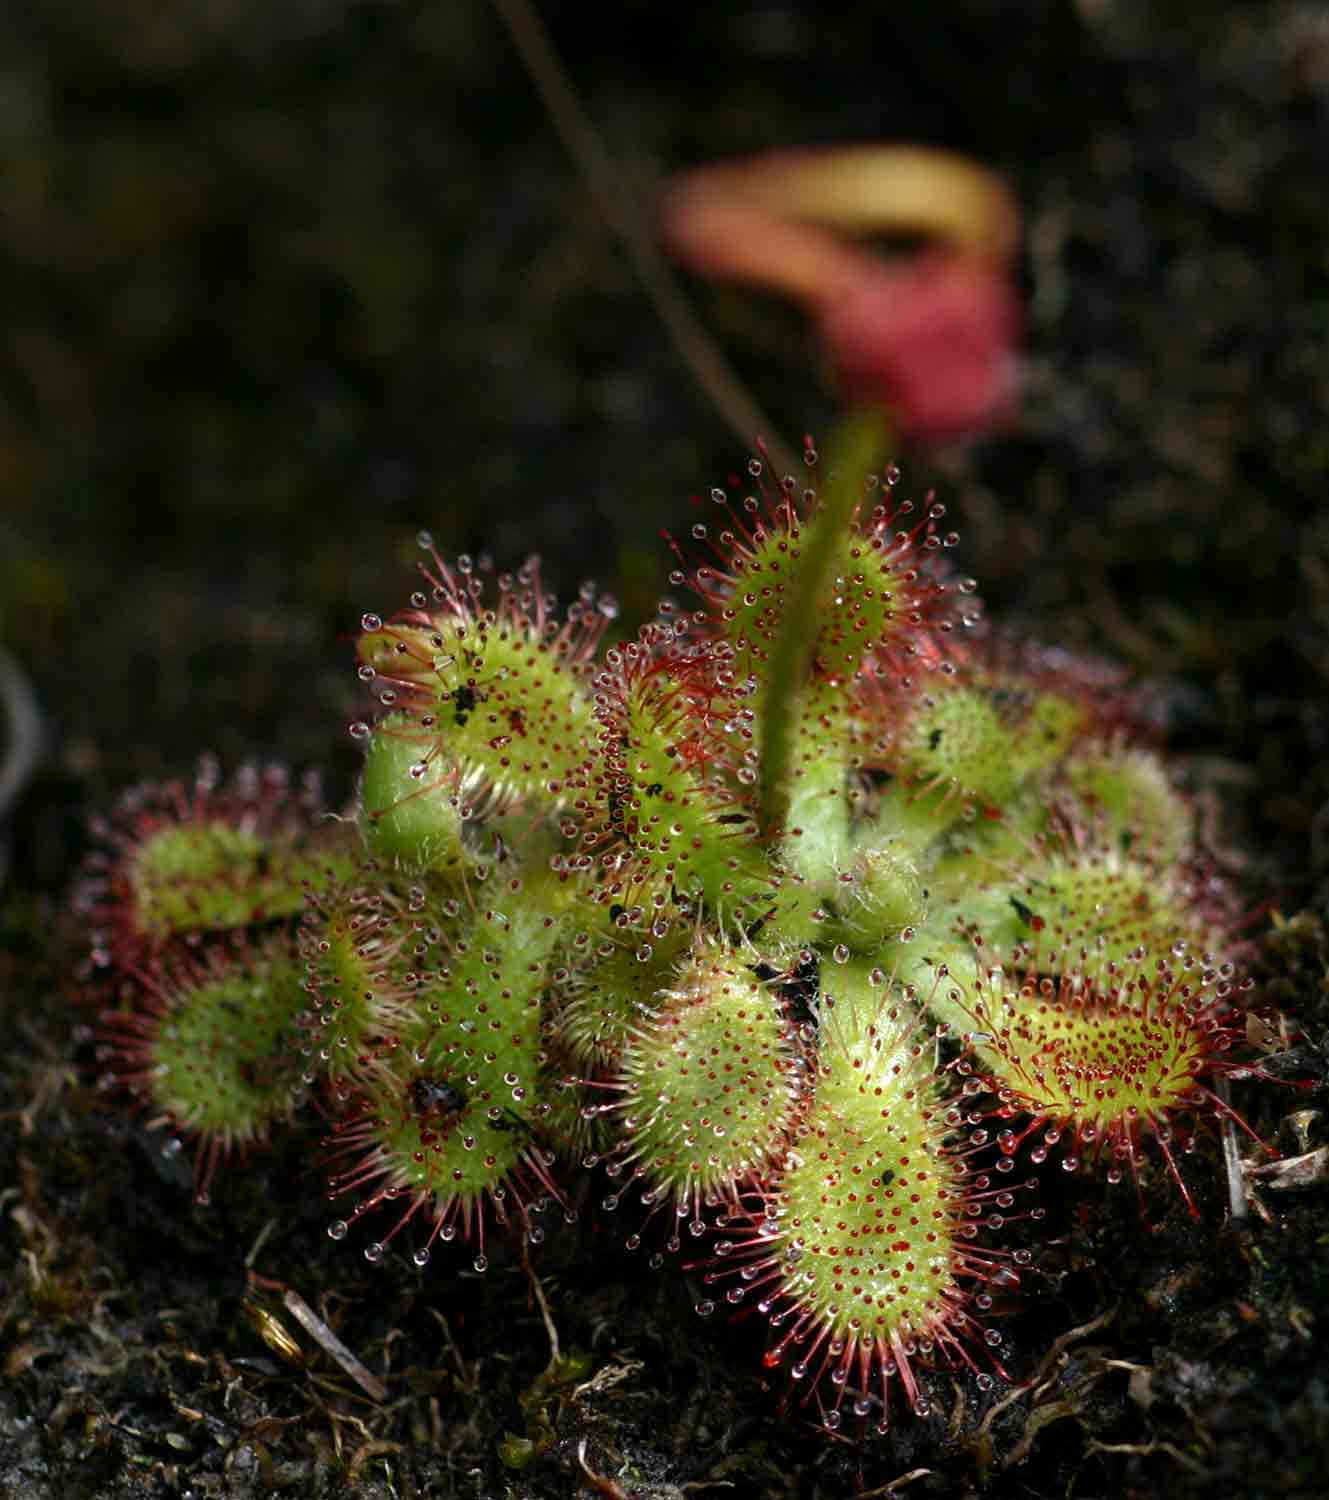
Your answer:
61,402 -> 1295,1445
95,932 -> 311,1205
696,956 -> 1033,1436
585,931 -> 804,1256
317,870 -> 573,1270
75,755 -> 358,976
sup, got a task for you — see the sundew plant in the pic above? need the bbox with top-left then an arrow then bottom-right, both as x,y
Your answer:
79,413 -> 1279,1437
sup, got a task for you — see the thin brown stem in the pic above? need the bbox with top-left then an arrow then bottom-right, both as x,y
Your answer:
488,0 -> 797,475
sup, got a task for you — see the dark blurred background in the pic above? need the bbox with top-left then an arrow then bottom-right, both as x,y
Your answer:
3,0 -> 1327,886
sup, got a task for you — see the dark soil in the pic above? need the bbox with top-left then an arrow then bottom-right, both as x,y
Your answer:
3,3 -> 1328,1497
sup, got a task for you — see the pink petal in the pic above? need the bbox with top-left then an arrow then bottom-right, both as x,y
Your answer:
816,254 -> 1021,445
